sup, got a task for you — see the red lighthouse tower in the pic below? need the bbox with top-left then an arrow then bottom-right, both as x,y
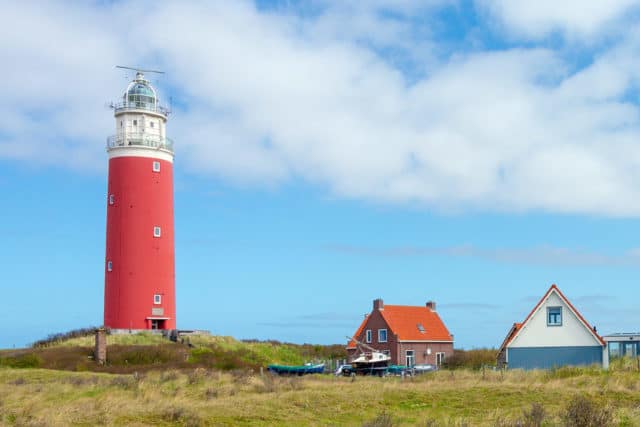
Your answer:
104,69 -> 175,330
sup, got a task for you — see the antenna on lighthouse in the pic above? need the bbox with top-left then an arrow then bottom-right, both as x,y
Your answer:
115,65 -> 165,75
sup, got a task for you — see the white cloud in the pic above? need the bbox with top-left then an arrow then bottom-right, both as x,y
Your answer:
327,243 -> 640,268
476,0 -> 640,39
2,1 -> 640,215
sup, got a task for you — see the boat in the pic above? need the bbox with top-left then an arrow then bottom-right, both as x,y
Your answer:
345,336 -> 392,376
267,362 -> 325,376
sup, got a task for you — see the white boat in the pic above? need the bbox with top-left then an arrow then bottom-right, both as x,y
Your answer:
346,336 -> 391,375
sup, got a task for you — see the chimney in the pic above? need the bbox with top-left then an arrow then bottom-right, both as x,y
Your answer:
426,301 -> 436,311
373,298 -> 384,311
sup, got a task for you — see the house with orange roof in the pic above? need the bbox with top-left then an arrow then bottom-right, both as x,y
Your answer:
347,298 -> 454,367
497,284 -> 607,370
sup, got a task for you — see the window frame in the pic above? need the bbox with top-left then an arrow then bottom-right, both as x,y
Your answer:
107,260 -> 113,272
152,161 -> 161,172
154,294 -> 162,305
378,329 -> 388,343
436,352 -> 445,366
108,194 -> 115,205
153,226 -> 162,238
405,349 -> 415,367
547,306 -> 563,326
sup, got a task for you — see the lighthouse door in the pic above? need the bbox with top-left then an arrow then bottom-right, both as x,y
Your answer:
151,319 -> 166,330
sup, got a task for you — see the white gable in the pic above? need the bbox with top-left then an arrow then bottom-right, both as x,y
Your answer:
509,291 -> 602,348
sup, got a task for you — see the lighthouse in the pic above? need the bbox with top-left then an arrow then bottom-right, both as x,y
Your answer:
104,69 -> 176,330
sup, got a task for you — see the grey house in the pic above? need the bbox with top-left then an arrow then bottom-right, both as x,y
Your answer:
497,284 -> 606,370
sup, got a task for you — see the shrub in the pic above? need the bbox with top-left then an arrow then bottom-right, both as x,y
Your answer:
0,353 -> 42,368
108,345 -> 174,365
522,402 -> 546,427
363,411 -> 393,427
443,348 -> 497,370
159,406 -> 203,427
561,395 -> 612,427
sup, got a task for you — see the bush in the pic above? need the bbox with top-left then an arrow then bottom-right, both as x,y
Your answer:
362,412 -> 393,427
0,353 -> 42,368
522,402 -> 546,427
561,395 -> 612,427
443,348 -> 497,370
107,345 -> 174,365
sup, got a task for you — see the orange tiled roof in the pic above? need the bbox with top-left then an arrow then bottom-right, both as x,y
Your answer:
380,305 -> 453,342
501,284 -> 605,350
497,322 -> 521,354
346,315 -> 368,349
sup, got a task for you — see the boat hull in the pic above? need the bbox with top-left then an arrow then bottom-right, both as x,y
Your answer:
267,363 -> 325,376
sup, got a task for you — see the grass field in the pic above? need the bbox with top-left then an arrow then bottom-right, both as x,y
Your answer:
1,365 -> 640,426
1,332 -> 636,425
0,333 -> 348,374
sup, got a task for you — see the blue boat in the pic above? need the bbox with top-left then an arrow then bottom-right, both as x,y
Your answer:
267,362 -> 325,376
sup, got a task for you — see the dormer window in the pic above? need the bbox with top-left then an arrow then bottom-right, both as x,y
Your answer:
548,307 -> 562,326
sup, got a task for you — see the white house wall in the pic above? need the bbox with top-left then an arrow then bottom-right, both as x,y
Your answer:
509,292 -> 600,348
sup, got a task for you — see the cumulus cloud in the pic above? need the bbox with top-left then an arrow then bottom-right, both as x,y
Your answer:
327,244 -> 640,268
476,0 -> 640,39
2,1 -> 640,215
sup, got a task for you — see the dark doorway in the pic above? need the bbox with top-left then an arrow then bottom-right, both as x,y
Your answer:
151,319 -> 166,330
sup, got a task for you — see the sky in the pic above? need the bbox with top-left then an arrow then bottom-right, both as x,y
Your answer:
1,0 -> 640,349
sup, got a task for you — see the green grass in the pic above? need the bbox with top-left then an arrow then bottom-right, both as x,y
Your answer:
2,366 -> 640,426
46,331 -> 168,347
0,333 -> 346,374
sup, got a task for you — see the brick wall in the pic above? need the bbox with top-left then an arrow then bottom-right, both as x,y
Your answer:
348,306 -> 454,366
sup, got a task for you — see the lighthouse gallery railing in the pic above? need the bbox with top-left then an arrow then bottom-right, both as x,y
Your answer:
106,133 -> 174,152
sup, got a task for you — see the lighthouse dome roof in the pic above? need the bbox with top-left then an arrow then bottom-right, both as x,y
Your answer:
123,73 -> 158,109
127,82 -> 155,98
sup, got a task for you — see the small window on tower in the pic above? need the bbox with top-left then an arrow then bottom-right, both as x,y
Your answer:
133,119 -> 138,126
154,226 -> 161,237
107,261 -> 113,272
150,121 -> 154,128
109,194 -> 114,205
154,294 -> 162,305
120,120 -> 123,128
152,161 -> 161,172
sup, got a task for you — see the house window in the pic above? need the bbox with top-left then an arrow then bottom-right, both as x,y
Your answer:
406,350 -> 415,367
153,226 -> 161,237
378,329 -> 388,343
365,330 -> 372,343
154,294 -> 162,305
109,194 -> 114,205
153,161 -> 160,172
436,352 -> 445,366
382,350 -> 390,357
107,261 -> 112,272
547,307 -> 562,326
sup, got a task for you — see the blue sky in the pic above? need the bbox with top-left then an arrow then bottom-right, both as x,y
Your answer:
2,0 -> 640,349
